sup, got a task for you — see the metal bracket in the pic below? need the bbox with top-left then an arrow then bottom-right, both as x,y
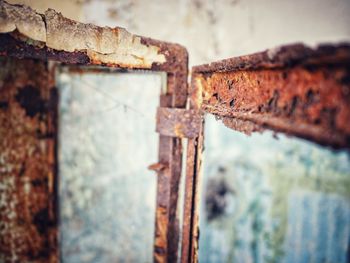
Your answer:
156,107 -> 202,138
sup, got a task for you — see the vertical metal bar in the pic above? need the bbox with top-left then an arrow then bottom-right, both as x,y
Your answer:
152,43 -> 189,262
181,75 -> 204,263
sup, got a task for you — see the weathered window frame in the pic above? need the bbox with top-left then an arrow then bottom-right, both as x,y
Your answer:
0,2 -> 189,262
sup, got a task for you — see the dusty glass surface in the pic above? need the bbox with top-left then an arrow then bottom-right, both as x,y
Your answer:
199,115 -> 350,263
57,69 -> 161,263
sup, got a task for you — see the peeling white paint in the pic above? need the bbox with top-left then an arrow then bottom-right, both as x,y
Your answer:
0,1 -> 166,68
0,0 -> 46,42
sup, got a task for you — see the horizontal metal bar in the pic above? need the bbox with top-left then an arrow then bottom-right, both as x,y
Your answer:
156,107 -> 202,138
194,43 -> 350,149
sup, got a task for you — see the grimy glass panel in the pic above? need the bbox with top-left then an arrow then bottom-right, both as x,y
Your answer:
57,70 -> 161,262
199,115 -> 350,263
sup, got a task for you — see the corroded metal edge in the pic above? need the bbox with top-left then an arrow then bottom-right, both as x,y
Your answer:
194,44 -> 350,149
0,1 -> 190,262
193,43 -> 350,73
204,105 -> 349,148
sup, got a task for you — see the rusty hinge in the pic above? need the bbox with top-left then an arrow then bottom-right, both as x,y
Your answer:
156,107 -> 202,139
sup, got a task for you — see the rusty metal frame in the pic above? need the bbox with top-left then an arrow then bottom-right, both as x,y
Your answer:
0,1 -> 189,262
2,2 -> 350,263
180,43 -> 350,263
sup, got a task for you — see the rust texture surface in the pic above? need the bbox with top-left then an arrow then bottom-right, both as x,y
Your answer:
194,43 -> 350,148
156,107 -> 201,139
0,57 -> 58,262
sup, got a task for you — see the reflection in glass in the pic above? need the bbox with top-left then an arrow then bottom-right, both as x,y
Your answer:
57,70 -> 161,263
200,115 -> 350,263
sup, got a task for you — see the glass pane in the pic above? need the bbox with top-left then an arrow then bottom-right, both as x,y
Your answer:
57,69 -> 162,263
199,115 -> 350,263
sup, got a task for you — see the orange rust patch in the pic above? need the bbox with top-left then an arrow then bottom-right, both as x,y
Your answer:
198,64 -> 350,148
0,57 -> 57,262
174,123 -> 185,138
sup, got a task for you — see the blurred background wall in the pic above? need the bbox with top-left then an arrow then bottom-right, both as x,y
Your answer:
6,1 -> 350,262
7,0 -> 350,66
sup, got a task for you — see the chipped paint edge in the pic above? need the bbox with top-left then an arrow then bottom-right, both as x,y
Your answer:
0,0 -> 166,68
